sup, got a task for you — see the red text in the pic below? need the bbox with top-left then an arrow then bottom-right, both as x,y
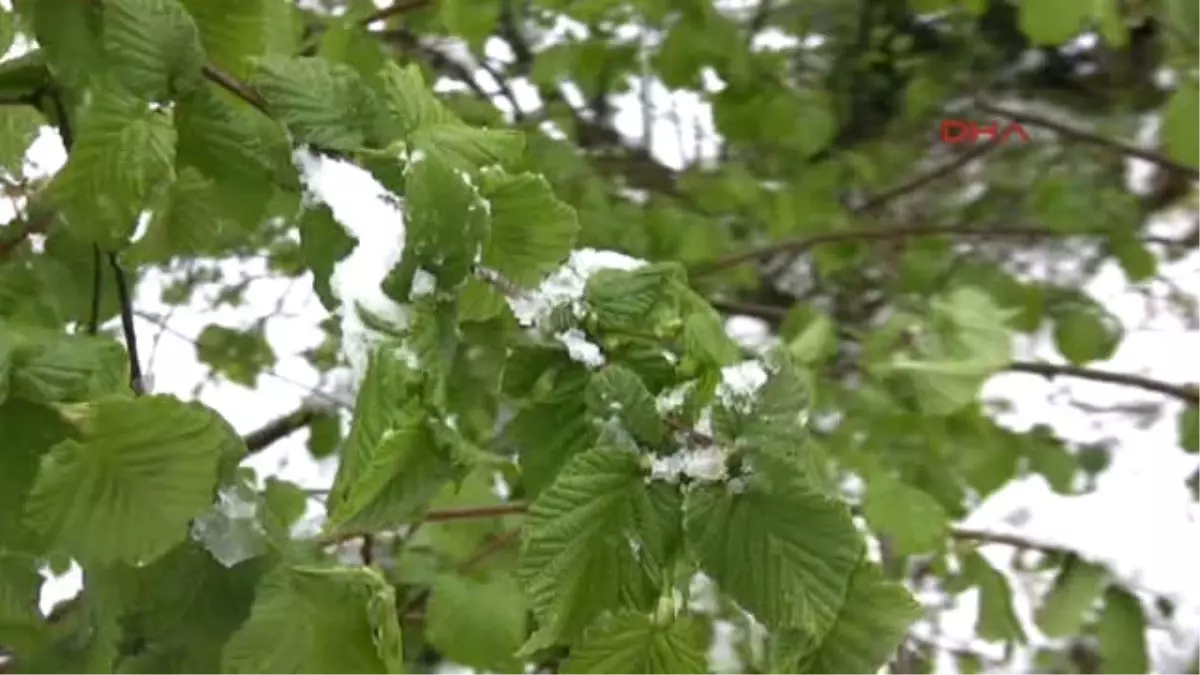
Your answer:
940,120 -> 1031,144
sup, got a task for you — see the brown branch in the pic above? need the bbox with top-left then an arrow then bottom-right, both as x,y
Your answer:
319,502 -> 529,547
949,526 -> 1073,553
976,100 -> 1200,180
1007,361 -> 1199,405
242,404 -> 323,454
200,64 -> 269,114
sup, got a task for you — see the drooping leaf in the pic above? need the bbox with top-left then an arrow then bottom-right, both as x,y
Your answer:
562,611 -> 710,674
48,88 -> 176,247
479,170 -> 578,287
517,445 -> 673,652
1035,556 -> 1109,638
426,574 -> 528,673
250,56 -> 381,151
102,0 -> 207,100
862,469 -> 949,557
1095,586 -> 1149,674
24,395 -> 241,565
792,559 -> 922,673
684,467 -> 862,634
221,564 -> 403,673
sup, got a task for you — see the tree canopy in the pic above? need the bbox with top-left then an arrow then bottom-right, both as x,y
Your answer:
0,0 -> 1197,673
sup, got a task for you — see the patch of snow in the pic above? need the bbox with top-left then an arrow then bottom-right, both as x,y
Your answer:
410,268 -> 436,298
650,443 -> 727,483
717,360 -> 770,411
555,328 -> 606,369
292,149 -> 410,386
506,248 -> 646,329
656,381 -> 693,415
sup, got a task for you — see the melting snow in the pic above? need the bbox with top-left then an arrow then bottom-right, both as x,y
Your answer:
293,149 -> 411,385
717,360 -> 769,411
505,248 -> 646,329
555,328 -> 606,369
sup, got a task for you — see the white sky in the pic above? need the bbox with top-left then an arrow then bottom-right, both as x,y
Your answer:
1,7 -> 1198,673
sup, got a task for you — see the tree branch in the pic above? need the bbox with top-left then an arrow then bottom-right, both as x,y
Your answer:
977,99 -> 1200,180
242,404 -> 323,454
1007,360 -> 1199,405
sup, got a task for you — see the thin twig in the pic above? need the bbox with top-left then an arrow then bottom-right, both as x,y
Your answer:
87,245 -> 102,335
108,253 -> 144,395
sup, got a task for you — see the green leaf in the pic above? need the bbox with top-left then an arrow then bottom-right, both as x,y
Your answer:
954,551 -> 1026,643
1035,557 -> 1109,638
438,0 -> 501,51
23,395 -> 240,565
787,312 -> 837,364
1053,300 -> 1122,365
1096,586 -> 1149,674
862,469 -> 949,557
504,364 -> 598,496
793,559 -> 921,673
412,123 -> 525,170
0,400 -> 73,555
0,551 -> 43,652
0,8 -> 14,57
1179,407 -> 1198,453
400,148 -> 490,290
562,611 -> 710,674
325,348 -> 455,533
5,329 -> 129,404
221,564 -> 403,673
426,575 -> 528,673
681,312 -> 740,369
117,541 -> 267,673
23,0 -> 105,92
517,445 -> 670,651
250,56 -> 380,150
195,323 -> 277,387
174,83 -> 283,222
49,89 -> 176,247
883,287 -> 1013,415
479,170 -> 578,287
102,0 -> 207,100
377,62 -> 456,137
298,204 -> 357,311
585,365 -> 667,446
1162,83 -> 1199,169
178,0 -> 264,78
0,106 -> 44,173
684,468 -> 862,634
128,167 -> 239,263
1018,0 -> 1090,45
1107,232 -> 1157,283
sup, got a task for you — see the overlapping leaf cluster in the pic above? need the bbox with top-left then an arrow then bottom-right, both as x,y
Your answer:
2,0 -> 1195,672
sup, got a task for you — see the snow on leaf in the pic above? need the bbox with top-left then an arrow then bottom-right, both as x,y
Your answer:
506,248 -> 647,330
585,364 -> 666,446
